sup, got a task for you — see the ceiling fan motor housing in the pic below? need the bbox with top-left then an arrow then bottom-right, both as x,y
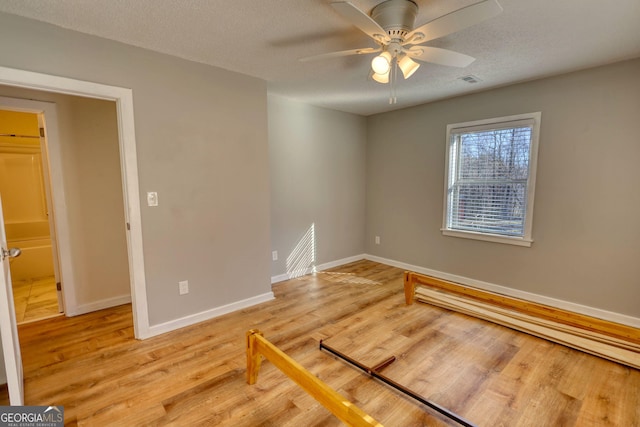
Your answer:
371,0 -> 418,41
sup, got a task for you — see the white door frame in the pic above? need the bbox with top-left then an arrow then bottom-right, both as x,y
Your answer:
0,66 -> 150,339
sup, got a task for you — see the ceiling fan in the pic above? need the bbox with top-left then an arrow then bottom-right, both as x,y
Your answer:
302,0 -> 503,86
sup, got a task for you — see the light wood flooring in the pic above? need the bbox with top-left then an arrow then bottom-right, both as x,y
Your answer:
1,260 -> 638,426
12,276 -> 61,324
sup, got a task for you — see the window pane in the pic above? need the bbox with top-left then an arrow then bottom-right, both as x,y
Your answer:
450,182 -> 527,236
446,123 -> 534,238
458,127 -> 531,181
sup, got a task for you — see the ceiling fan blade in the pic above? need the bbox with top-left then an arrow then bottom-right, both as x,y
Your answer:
406,46 -> 475,67
331,2 -> 391,43
300,47 -> 380,62
406,0 -> 503,44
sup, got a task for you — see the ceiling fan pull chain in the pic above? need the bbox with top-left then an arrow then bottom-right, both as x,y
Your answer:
394,62 -> 398,104
390,62 -> 398,104
388,63 -> 393,104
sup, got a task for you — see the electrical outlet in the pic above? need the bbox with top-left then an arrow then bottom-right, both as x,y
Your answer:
375,236 -> 380,245
179,280 -> 189,295
272,250 -> 278,261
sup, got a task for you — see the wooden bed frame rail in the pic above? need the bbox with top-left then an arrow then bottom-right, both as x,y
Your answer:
246,330 -> 383,427
404,271 -> 640,370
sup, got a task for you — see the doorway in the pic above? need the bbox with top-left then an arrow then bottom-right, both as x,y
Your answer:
0,109 -> 62,323
0,66 -> 149,338
0,66 -> 150,405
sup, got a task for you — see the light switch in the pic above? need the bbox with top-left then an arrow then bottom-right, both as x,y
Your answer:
147,191 -> 158,207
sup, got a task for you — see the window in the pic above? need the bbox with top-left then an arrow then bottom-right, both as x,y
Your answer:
442,112 -> 541,246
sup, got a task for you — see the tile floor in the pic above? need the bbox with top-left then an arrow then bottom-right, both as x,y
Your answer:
12,276 -> 62,324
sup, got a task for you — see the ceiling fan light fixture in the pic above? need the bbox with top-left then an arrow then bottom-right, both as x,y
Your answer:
315,0 -> 504,103
371,51 -> 392,75
372,69 -> 390,84
398,54 -> 420,79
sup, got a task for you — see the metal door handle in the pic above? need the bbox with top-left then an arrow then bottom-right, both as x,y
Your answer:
1,247 -> 21,261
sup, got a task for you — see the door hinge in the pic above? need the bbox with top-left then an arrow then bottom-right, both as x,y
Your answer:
126,222 -> 130,231
56,282 -> 62,291
39,127 -> 45,137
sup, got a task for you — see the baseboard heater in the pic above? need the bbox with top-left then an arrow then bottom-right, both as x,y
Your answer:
403,271 -> 640,370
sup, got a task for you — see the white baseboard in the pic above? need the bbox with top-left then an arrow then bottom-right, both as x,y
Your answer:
271,254 -> 366,284
365,254 -> 640,328
146,292 -> 275,338
316,254 -> 366,272
270,272 -> 289,284
66,294 -> 132,317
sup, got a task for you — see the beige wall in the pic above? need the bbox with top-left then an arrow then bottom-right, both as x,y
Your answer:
366,58 -> 640,318
64,96 -> 130,304
269,95 -> 367,279
0,12 -> 271,325
0,86 -> 131,307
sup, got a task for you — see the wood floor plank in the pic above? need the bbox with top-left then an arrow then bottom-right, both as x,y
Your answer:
2,260 -> 638,426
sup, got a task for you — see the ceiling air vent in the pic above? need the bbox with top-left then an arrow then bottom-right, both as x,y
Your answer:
459,75 -> 482,84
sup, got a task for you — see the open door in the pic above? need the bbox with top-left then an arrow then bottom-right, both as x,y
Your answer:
0,194 -> 24,405
36,113 -> 64,314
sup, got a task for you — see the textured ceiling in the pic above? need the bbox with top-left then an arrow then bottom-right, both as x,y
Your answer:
0,0 -> 639,115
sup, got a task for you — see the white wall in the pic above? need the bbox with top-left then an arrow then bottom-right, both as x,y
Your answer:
0,12 -> 271,326
366,58 -> 640,319
269,95 -> 367,280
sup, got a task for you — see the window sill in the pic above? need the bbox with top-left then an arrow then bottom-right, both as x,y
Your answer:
441,229 -> 533,247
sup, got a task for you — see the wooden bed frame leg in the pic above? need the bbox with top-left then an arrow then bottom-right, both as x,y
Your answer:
246,329 -> 263,384
404,271 -> 414,305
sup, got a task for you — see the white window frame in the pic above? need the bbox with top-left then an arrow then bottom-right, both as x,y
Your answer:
442,112 -> 541,247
